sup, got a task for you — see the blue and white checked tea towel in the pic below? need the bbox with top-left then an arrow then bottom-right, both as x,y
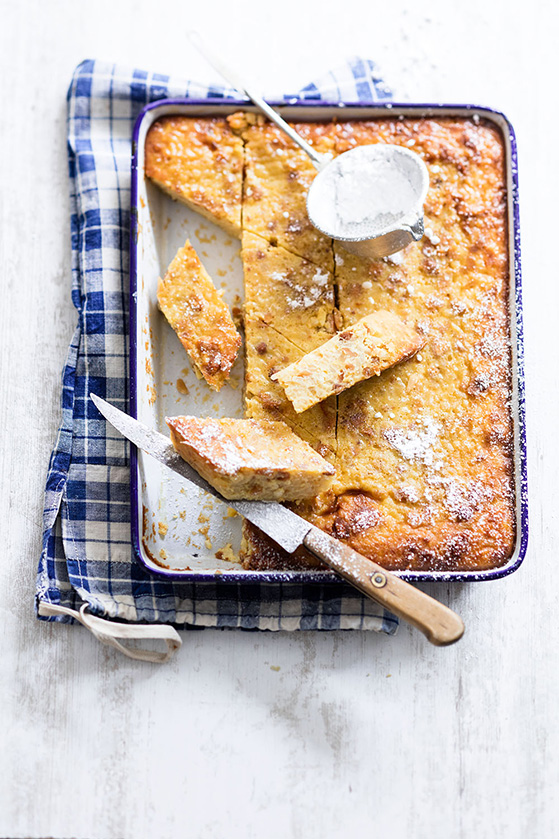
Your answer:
37,57 -> 398,658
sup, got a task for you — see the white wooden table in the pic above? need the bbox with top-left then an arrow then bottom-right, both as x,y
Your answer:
1,1 -> 557,836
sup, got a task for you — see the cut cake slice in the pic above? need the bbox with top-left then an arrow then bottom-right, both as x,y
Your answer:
272,310 -> 425,413
166,416 -> 335,502
242,120 -> 335,272
241,231 -> 336,349
157,239 -> 241,391
241,230 -> 338,460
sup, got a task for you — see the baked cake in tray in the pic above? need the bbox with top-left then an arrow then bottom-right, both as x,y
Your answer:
145,112 -> 516,574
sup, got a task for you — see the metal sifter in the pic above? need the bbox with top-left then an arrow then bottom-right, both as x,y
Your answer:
189,32 -> 429,260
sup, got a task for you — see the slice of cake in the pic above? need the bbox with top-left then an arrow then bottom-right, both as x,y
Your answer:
145,116 -> 244,237
272,310 -> 425,413
241,231 -> 338,459
166,416 -> 335,501
157,240 -> 241,391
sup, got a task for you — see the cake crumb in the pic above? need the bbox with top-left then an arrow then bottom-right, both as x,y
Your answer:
215,543 -> 240,564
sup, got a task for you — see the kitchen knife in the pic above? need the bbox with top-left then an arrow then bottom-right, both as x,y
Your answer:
91,394 -> 464,646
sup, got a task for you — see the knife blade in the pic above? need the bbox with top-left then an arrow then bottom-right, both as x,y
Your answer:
91,393 -> 311,554
91,394 -> 465,646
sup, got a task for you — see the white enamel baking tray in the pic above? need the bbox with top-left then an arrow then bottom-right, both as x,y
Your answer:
130,99 -> 527,583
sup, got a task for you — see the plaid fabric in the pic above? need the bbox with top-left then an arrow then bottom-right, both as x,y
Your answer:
37,57 -> 398,634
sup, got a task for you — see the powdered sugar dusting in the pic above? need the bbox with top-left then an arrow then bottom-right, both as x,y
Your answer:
384,418 -> 441,466
177,421 -> 281,475
477,335 -> 503,358
385,250 -> 405,265
190,422 -> 247,474
275,266 -> 332,310
424,226 -> 441,246
428,476 -> 494,522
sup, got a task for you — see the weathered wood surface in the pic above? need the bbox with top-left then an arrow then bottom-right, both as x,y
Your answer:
0,1 -> 557,837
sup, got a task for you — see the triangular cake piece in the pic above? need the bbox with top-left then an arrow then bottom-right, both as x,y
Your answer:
157,239 -> 241,391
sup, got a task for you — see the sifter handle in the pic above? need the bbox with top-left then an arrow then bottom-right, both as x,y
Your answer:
187,30 -> 329,170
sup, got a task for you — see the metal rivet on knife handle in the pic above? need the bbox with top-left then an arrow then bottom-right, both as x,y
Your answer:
370,572 -> 387,588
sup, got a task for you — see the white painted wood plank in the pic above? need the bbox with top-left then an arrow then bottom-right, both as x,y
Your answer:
1,0 -> 557,837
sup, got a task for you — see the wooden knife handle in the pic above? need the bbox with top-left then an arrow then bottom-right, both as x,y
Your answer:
303,528 -> 464,646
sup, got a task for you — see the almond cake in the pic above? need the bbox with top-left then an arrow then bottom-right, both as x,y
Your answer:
145,112 -> 515,573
